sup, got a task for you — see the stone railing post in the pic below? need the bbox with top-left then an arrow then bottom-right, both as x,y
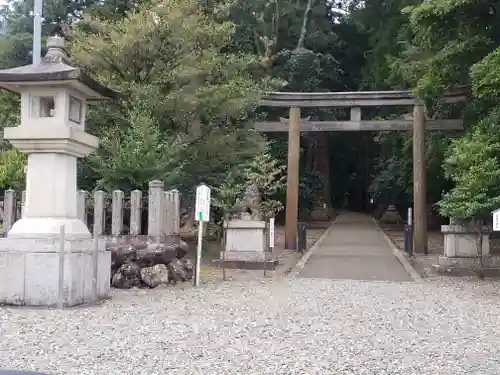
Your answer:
148,180 -> 164,238
111,190 -> 124,236
3,189 -> 15,234
21,190 -> 26,218
77,190 -> 88,226
164,190 -> 174,235
130,190 -> 142,235
171,189 -> 180,234
93,190 -> 106,237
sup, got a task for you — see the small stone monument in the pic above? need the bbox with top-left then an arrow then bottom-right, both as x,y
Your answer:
215,183 -> 278,270
0,36 -> 116,306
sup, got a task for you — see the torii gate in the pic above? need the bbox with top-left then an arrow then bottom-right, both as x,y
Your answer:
256,89 -> 468,253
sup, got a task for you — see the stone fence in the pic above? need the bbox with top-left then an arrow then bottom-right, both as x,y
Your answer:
0,180 -> 180,238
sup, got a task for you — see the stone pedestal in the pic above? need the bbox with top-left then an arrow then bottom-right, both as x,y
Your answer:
441,224 -> 489,257
436,224 -> 492,271
213,220 -> 278,270
0,238 -> 110,306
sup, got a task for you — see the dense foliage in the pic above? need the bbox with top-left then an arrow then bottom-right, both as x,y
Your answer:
0,0 -> 499,225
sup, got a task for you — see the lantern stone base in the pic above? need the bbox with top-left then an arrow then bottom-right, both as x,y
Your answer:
0,238 -> 110,307
441,224 -> 490,258
7,217 -> 91,240
213,219 -> 278,270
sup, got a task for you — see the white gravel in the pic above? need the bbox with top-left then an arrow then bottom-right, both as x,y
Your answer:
1,278 -> 500,375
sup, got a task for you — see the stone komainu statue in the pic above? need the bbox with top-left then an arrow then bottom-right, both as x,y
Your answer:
240,183 -> 261,220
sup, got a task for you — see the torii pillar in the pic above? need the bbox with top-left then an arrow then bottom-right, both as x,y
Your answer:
285,107 -> 301,250
413,103 -> 428,254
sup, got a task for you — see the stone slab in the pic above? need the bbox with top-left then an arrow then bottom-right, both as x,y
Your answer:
0,238 -> 110,307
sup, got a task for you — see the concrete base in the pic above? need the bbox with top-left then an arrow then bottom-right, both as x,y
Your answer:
0,237 -> 110,307
442,224 -> 490,257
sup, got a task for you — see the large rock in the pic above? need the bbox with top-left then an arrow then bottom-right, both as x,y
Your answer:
135,243 -> 176,268
112,262 -> 141,289
168,258 -> 187,284
109,244 -> 137,272
176,240 -> 189,259
182,257 -> 194,280
140,264 -> 170,288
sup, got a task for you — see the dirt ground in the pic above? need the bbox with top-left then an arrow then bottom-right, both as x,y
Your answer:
183,222 -> 329,284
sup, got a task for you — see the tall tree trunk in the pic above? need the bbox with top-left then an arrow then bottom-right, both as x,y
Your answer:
296,0 -> 315,49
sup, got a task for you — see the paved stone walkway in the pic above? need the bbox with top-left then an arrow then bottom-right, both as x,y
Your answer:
298,211 -> 413,281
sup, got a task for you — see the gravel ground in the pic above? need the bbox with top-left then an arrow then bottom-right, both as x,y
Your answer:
2,278 -> 500,375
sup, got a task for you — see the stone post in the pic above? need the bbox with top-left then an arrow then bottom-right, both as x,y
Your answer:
164,190 -> 174,235
130,190 -> 142,235
93,190 -> 105,237
21,190 -> 26,219
3,189 -> 15,234
77,190 -> 88,226
111,190 -> 124,236
171,189 -> 180,234
148,180 -> 164,239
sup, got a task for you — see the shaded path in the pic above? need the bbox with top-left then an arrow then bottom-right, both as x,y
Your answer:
298,211 -> 412,281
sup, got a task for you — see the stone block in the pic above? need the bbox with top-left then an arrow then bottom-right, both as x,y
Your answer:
0,237 -> 110,307
217,219 -> 278,270
442,224 -> 490,257
225,219 -> 266,253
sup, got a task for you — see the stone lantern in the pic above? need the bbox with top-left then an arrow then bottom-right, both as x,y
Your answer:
0,36 -> 116,307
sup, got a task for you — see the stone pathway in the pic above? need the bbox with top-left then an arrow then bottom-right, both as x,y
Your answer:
298,211 -> 413,281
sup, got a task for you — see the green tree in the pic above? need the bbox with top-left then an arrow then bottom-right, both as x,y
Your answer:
68,0 -> 282,195
0,148 -> 26,190
438,109 -> 500,277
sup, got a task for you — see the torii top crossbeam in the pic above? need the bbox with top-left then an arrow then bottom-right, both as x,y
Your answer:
259,88 -> 469,107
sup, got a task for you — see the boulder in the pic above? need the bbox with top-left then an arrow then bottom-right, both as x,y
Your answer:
168,258 -> 187,284
135,243 -> 176,268
140,264 -> 170,288
111,262 -> 141,289
182,257 -> 194,279
176,240 -> 189,259
109,244 -> 137,272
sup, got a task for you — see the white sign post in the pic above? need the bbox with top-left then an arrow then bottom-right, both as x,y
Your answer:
194,183 -> 211,287
493,208 -> 500,232
269,218 -> 275,249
